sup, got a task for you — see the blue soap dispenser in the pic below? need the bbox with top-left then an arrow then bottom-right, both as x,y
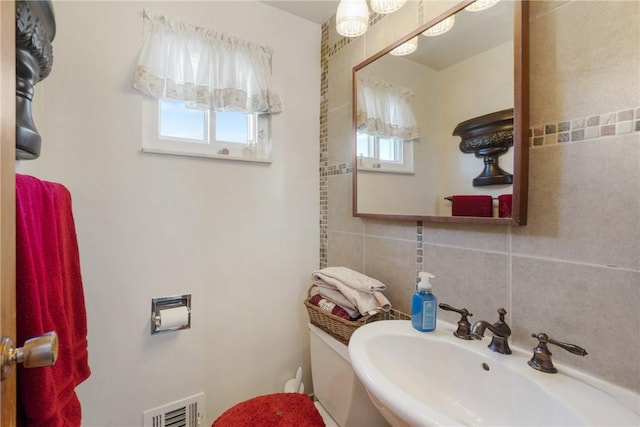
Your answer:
412,272 -> 437,332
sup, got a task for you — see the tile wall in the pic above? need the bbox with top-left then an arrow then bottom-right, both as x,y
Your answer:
320,0 -> 639,392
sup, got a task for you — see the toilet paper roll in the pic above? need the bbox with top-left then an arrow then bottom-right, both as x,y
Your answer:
158,306 -> 189,329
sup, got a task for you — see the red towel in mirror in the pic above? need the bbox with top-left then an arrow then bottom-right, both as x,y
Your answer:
16,174 -> 90,427
451,195 -> 493,217
499,194 -> 513,218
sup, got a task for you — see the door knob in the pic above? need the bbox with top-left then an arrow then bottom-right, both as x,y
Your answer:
0,331 -> 58,380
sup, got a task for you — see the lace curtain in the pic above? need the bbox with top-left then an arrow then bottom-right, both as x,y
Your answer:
133,11 -> 281,113
356,74 -> 419,140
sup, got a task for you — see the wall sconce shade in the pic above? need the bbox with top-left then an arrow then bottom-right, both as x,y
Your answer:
336,0 -> 370,37
390,36 -> 418,56
370,0 -> 406,14
422,15 -> 455,37
465,0 -> 500,12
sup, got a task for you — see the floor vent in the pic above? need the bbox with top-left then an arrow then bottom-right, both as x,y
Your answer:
143,393 -> 205,427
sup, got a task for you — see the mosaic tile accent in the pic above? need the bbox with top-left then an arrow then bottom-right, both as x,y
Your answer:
558,121 -> 570,132
324,163 -> 353,176
416,221 -> 423,281
557,132 -> 570,143
319,13 -> 424,270
319,21 -> 329,268
529,106 -> 640,147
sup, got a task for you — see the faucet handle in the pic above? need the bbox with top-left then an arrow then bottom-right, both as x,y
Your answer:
528,333 -> 588,374
439,303 -> 473,340
493,307 -> 511,331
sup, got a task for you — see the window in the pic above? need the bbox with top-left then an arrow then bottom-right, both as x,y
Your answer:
159,100 -> 207,142
142,99 -> 272,162
133,11 -> 280,163
357,131 -> 413,173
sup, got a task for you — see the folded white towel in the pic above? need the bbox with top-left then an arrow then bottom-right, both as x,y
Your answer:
373,291 -> 391,312
312,267 -> 390,315
312,266 -> 386,293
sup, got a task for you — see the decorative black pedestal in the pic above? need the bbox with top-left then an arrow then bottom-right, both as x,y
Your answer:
453,109 -> 514,187
16,0 -> 55,160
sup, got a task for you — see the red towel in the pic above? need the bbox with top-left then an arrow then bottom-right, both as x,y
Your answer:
498,194 -> 513,218
451,195 -> 493,217
212,393 -> 325,427
16,174 -> 90,427
308,293 -> 359,321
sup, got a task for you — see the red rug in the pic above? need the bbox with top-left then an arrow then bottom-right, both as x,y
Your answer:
212,393 -> 325,427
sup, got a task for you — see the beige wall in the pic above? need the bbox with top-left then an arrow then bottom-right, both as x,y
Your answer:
323,0 -> 639,392
21,1 -> 320,425
439,40 -> 514,206
356,54 -> 440,215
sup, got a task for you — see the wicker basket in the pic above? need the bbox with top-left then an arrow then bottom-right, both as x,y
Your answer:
304,286 -> 409,345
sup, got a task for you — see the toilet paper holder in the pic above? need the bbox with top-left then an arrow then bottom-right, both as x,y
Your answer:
151,294 -> 191,335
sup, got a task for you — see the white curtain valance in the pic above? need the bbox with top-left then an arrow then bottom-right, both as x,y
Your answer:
133,10 -> 282,113
356,74 -> 419,140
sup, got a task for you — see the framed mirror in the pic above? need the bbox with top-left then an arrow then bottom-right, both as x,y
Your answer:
353,0 -> 529,225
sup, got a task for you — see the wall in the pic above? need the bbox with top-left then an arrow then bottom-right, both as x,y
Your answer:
439,40 -> 514,209
323,0 -> 639,394
356,54 -> 440,215
19,1 -> 319,425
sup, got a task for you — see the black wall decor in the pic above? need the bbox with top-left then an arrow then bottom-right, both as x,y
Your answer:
453,109 -> 514,187
16,0 -> 55,160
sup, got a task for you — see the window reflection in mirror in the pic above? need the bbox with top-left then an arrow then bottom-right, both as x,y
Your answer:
357,133 -> 414,173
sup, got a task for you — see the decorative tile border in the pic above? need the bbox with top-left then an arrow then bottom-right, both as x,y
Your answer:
321,12 -> 385,268
319,14 -> 422,270
529,106 -> 640,147
320,21 -> 329,268
416,221 -> 423,283
324,163 -> 352,176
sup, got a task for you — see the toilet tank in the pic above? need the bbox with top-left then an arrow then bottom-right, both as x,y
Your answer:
309,324 -> 389,427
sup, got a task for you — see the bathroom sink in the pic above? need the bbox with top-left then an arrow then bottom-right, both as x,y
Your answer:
348,320 -> 639,427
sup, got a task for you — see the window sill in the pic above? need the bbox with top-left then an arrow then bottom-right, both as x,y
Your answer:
141,147 -> 272,164
357,166 -> 414,175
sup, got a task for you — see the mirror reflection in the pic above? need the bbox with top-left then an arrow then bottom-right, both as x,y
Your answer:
354,0 -> 517,218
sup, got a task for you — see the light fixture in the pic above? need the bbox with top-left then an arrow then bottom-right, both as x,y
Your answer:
336,0 -> 408,38
336,0 -> 370,38
465,0 -> 500,12
422,15 -> 455,37
389,36 -> 418,56
370,0 -> 406,14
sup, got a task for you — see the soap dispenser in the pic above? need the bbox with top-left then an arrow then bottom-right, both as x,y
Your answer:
411,272 -> 437,332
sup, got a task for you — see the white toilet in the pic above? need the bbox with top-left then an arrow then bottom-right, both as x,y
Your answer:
308,323 -> 390,427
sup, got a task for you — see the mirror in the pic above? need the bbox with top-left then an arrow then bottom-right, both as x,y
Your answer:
353,0 -> 529,225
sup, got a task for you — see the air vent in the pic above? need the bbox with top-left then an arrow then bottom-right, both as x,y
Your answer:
143,393 -> 205,427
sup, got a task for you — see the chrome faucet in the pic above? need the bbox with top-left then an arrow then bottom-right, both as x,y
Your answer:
471,307 -> 512,354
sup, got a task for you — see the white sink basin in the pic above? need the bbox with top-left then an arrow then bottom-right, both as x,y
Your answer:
348,320 -> 639,427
